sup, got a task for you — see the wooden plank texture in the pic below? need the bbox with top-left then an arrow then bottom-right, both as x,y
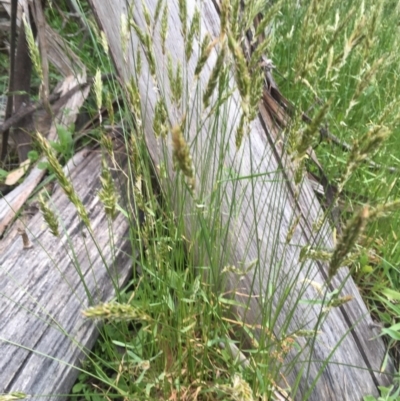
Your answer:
0,144 -> 133,398
87,1 -> 394,400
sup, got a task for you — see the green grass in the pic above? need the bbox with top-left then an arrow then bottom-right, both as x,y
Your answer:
3,0 -> 400,400
271,0 -> 400,346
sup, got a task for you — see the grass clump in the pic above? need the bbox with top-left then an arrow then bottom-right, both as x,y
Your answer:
3,0 -> 400,400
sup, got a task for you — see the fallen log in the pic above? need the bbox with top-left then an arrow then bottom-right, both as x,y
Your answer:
0,143 -> 133,397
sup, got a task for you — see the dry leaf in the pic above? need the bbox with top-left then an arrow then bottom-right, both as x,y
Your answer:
5,159 -> 31,186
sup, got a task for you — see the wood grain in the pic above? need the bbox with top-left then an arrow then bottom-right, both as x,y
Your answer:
0,144 -> 134,398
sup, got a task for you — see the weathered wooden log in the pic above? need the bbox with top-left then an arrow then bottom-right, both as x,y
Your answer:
0,4 -> 135,399
87,1 -> 394,400
0,144 -> 133,397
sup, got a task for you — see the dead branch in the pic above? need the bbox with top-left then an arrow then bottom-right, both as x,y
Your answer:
12,2 -> 38,162
0,74 -> 113,137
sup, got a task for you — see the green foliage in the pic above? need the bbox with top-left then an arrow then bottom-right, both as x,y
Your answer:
71,372 -> 104,401
50,124 -> 74,160
37,125 -> 74,171
272,0 -> 400,344
27,150 -> 39,162
0,168 -> 7,181
364,385 -> 400,401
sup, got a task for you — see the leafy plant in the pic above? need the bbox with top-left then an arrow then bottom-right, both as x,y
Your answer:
50,124 -> 74,161
364,385 -> 400,401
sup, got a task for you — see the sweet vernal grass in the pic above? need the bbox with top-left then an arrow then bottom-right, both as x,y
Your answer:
78,0 -> 312,397
5,1 -> 400,400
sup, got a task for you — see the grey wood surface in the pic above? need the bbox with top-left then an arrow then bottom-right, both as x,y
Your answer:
88,1 -> 394,400
0,144 -> 133,398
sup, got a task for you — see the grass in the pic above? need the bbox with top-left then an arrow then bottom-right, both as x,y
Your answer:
271,0 -> 400,355
2,0 -> 400,400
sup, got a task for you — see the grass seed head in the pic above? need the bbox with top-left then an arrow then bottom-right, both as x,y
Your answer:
93,68 -> 103,112
220,0 -> 230,39
23,14 -> 43,82
235,114 -> 247,150
153,0 -> 164,28
295,329 -> 322,338
185,7 -> 200,61
254,0 -> 283,39
98,157 -> 119,219
227,33 -> 250,107
83,302 -> 151,322
101,134 -> 114,158
106,92 -> 115,126
129,131 -> 141,174
142,0 -> 152,31
178,0 -> 187,40
249,69 -> 264,120
136,46 -> 143,77
153,98 -> 169,138
37,132 -> 91,229
286,215 -> 301,244
369,199 -> 400,221
299,246 -> 332,263
0,393 -> 27,401
38,193 -> 59,237
130,19 -> 156,77
127,77 -> 142,126
120,13 -> 129,61
329,206 -> 369,278
296,100 -> 331,160
194,34 -> 214,77
203,42 -> 226,109
168,55 -> 183,105
161,4 -> 169,54
327,294 -> 354,309
171,123 -> 195,191
230,0 -> 240,39
338,125 -> 390,194
100,30 -> 108,54
230,374 -> 255,401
